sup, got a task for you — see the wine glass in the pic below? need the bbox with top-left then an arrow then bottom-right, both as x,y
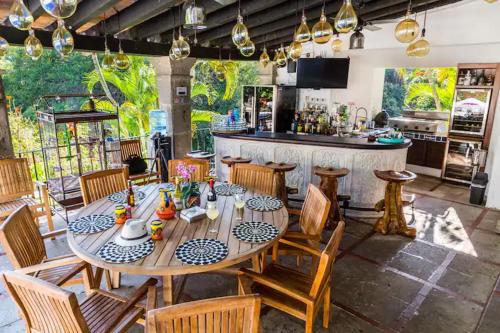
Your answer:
233,190 -> 245,221
206,201 -> 219,234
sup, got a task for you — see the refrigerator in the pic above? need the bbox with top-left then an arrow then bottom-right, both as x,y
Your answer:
241,85 -> 297,133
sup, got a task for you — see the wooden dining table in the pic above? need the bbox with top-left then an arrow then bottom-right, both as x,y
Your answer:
67,182 -> 289,305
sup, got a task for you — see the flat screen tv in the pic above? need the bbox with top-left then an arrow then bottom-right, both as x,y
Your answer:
296,58 -> 350,89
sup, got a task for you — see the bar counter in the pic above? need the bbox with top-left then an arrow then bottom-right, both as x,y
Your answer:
214,132 -> 411,216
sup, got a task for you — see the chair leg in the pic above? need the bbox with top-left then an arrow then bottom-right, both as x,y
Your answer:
82,264 -> 94,295
105,270 -> 113,290
271,243 -> 279,263
94,267 -> 104,288
111,271 -> 121,289
305,306 -> 314,333
323,286 -> 331,329
40,185 -> 55,237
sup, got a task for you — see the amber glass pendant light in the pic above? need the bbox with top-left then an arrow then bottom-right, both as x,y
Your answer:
406,11 -> 430,57
331,33 -> 342,52
484,0 -> 497,3
0,36 -> 9,57
335,0 -> 358,33
394,2 -> 419,43
214,48 -> 226,81
52,19 -> 74,57
240,39 -> 255,57
295,2 -> 311,43
9,0 -> 33,30
276,45 -> 287,67
41,0 -> 78,19
260,46 -> 270,67
114,40 -> 130,70
101,19 -> 114,69
174,28 -> 191,59
312,3 -> 333,44
288,41 -> 302,61
25,29 -> 43,60
232,1 -> 249,48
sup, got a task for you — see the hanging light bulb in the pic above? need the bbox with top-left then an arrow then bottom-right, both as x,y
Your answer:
312,8 -> 333,44
169,43 -> 179,61
394,6 -> 420,43
101,36 -> 114,69
259,47 -> 270,67
288,41 -> 302,61
240,39 -> 255,57
331,34 -> 343,52
52,20 -> 74,57
276,46 -> 287,67
335,0 -> 358,33
173,28 -> 191,59
24,30 -> 43,60
0,36 -> 9,57
295,10 -> 311,43
183,0 -> 207,30
232,8 -> 249,48
41,0 -> 78,19
114,41 -> 130,70
9,0 -> 33,31
407,11 -> 430,57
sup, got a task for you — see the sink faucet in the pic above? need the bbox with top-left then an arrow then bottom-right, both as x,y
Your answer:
354,107 -> 368,129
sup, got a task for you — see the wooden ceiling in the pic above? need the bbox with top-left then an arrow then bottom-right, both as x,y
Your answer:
0,0 -> 464,59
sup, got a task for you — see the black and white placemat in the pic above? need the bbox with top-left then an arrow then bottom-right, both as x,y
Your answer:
175,239 -> 228,265
68,214 -> 115,234
232,221 -> 279,243
246,196 -> 283,212
161,183 -> 176,192
107,190 -> 146,204
97,239 -> 155,264
214,183 -> 247,196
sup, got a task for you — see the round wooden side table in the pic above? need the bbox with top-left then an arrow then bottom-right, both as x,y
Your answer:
313,166 -> 350,227
373,170 -> 417,238
265,162 -> 297,207
221,156 -> 252,182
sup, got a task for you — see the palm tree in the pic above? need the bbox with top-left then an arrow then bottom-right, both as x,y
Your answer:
85,56 -> 159,137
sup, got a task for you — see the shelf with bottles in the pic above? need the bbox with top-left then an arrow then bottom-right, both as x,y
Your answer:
456,68 -> 495,87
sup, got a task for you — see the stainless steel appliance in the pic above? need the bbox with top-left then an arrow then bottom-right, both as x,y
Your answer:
442,138 -> 483,184
449,88 -> 492,136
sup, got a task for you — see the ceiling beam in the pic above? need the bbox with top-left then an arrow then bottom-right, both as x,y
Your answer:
65,0 -> 123,30
26,0 -> 45,19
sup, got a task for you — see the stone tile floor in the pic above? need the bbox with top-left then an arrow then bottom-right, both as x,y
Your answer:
0,175 -> 499,332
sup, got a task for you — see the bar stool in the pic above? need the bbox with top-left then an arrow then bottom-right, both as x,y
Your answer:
373,170 -> 417,238
265,162 -> 297,207
313,166 -> 350,227
221,156 -> 252,183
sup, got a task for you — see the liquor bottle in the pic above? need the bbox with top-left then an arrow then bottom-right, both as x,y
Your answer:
173,177 -> 184,211
478,69 -> 486,86
297,119 -> 303,133
291,113 -> 298,133
463,70 -> 472,86
470,70 -> 478,86
127,181 -> 135,207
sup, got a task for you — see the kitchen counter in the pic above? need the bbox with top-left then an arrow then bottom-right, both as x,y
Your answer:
214,132 -> 410,216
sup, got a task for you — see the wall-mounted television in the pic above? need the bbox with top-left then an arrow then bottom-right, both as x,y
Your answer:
296,58 -> 350,89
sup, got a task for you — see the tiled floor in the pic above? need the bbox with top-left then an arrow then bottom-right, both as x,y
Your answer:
0,175 -> 499,332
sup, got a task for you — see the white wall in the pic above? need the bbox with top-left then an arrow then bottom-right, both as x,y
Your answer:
276,0 -> 500,208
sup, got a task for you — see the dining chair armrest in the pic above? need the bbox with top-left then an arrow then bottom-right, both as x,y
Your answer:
287,208 -> 302,216
283,231 -> 320,241
239,268 -> 313,305
15,256 -> 85,275
41,228 -> 67,239
103,278 -> 158,333
278,238 -> 322,257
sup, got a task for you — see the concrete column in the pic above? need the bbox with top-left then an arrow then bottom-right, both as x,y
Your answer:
256,63 -> 275,85
0,74 -> 14,159
151,57 -> 196,159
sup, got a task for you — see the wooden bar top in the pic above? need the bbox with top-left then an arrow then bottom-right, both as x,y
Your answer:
213,132 -> 411,150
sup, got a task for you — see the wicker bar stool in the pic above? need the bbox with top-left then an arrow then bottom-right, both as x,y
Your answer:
313,166 -> 350,228
221,156 -> 252,183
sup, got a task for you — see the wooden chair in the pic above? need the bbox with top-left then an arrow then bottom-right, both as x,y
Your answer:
80,168 -> 128,206
0,158 -> 53,233
167,158 -> 210,182
121,138 -> 162,185
0,205 -> 94,292
232,163 -> 276,196
239,221 -> 345,333
273,184 -> 331,270
147,295 -> 261,333
1,270 -> 157,333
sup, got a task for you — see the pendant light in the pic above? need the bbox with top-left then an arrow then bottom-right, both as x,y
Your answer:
276,45 -> 287,67
259,47 -> 270,67
240,39 -> 255,57
52,19 -> 74,57
169,12 -> 179,61
349,28 -> 364,49
9,0 -> 33,30
331,34 -> 342,52
407,10 -> 430,57
288,41 -> 302,61
484,0 -> 497,3
0,36 -> 9,57
173,27 -> 191,59
394,3 -> 419,43
295,2 -> 311,43
41,0 -> 77,19
25,29 -> 43,60
232,1 -> 249,48
312,3 -> 333,44
114,40 -> 130,70
335,0 -> 358,33
183,0 -> 207,30
214,48 -> 226,81
101,19 -> 114,69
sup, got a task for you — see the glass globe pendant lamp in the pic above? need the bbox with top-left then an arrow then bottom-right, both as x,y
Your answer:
214,62 -> 226,81
335,0 -> 358,33
173,29 -> 191,59
169,43 -> 179,61
41,0 -> 78,19
52,20 -> 74,57
183,0 -> 207,30
295,10 -> 311,43
114,41 -> 130,70
259,47 -> 270,67
484,0 -> 497,3
101,37 -> 114,69
407,11 -> 430,58
394,9 -> 420,43
240,39 -> 255,57
232,11 -> 249,48
312,9 -> 333,44
288,41 -> 302,61
9,0 -> 33,30
276,46 -> 287,67
25,30 -> 43,60
331,34 -> 342,52
0,36 -> 9,57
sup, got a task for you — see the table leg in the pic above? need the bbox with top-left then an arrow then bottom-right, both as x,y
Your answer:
251,253 -> 266,273
275,172 -> 288,207
111,271 -> 121,289
162,275 -> 174,306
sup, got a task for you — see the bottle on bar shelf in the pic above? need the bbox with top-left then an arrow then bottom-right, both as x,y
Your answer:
127,180 -> 135,207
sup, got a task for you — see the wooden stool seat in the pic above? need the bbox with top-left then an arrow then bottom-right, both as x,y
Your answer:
265,162 -> 297,206
374,170 -> 417,238
313,166 -> 350,227
222,156 -> 252,183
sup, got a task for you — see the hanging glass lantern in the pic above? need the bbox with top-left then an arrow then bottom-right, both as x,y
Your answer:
335,0 -> 358,33
214,62 -> 226,81
288,41 -> 302,61
394,10 -> 420,43
0,36 -> 9,57
114,42 -> 130,70
349,29 -> 364,49
183,0 -> 207,30
331,35 -> 343,52
484,0 -> 497,3
41,0 -> 78,19
9,0 -> 33,31
407,37 -> 430,57
101,37 -> 114,69
259,47 -> 270,67
52,20 -> 74,57
312,9 -> 333,44
276,46 -> 287,67
240,39 -> 255,57
232,12 -> 249,48
173,34 -> 191,59
295,11 -> 311,43
169,42 -> 179,61
24,30 -> 43,60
